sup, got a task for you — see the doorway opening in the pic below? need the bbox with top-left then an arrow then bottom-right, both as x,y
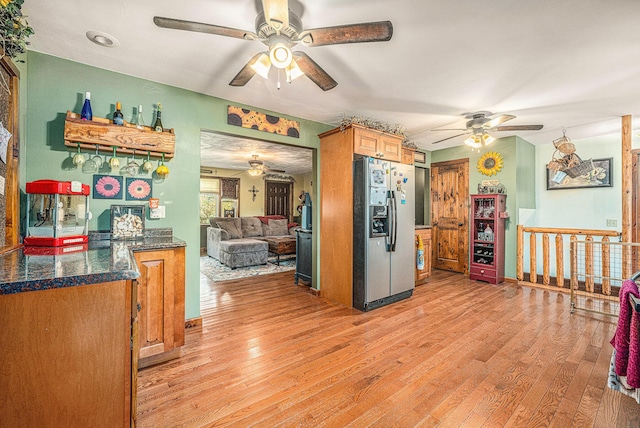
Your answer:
198,131 -> 315,298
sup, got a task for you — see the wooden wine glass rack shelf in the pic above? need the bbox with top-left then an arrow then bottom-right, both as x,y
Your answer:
63,111 -> 175,159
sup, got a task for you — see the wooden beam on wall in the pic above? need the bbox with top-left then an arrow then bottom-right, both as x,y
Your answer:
622,115 -> 632,243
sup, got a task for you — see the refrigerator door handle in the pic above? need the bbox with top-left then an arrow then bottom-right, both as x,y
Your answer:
390,191 -> 397,252
385,192 -> 391,250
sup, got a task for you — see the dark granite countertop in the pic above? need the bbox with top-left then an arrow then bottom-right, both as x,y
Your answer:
0,229 -> 185,295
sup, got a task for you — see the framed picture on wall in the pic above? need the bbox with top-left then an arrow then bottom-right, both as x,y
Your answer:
414,151 -> 426,164
546,157 -> 613,190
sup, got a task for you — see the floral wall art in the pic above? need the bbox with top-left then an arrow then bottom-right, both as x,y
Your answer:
93,174 -> 123,199
126,178 -> 152,201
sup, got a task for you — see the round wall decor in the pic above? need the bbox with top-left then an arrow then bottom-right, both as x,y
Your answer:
477,151 -> 504,176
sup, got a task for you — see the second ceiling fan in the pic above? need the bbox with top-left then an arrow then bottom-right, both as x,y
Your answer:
431,112 -> 544,148
154,0 -> 393,91
247,154 -> 285,176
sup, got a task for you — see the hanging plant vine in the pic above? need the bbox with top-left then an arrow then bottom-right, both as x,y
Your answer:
0,0 -> 34,61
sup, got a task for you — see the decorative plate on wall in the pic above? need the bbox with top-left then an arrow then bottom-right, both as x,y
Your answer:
477,151 -> 504,176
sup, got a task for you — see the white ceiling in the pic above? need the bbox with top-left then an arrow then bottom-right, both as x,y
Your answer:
25,0 -> 640,155
200,131 -> 312,174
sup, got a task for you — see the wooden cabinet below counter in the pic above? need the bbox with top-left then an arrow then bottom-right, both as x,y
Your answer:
415,228 -> 432,285
0,280 -> 137,427
134,246 -> 185,368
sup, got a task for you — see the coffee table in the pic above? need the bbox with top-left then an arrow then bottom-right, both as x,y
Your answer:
265,236 -> 296,265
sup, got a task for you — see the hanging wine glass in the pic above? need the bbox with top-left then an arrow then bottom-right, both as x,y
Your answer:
82,152 -> 97,174
72,143 -> 86,167
125,149 -> 140,177
91,145 -> 103,169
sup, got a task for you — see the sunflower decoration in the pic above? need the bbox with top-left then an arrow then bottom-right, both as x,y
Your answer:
477,151 -> 504,176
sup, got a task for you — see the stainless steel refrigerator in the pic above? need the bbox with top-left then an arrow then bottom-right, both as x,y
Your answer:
353,156 -> 415,311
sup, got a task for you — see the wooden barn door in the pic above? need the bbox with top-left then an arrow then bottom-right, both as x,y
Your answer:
265,180 -> 293,221
431,158 -> 469,273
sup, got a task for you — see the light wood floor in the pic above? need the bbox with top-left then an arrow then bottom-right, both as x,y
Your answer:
136,269 -> 640,427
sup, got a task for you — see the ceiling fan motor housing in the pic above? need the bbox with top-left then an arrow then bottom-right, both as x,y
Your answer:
249,155 -> 264,169
255,11 -> 302,41
466,114 -> 491,130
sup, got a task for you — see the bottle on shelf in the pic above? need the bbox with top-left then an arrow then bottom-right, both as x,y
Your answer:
153,102 -> 164,132
113,101 -> 124,125
81,91 -> 92,121
134,105 -> 145,129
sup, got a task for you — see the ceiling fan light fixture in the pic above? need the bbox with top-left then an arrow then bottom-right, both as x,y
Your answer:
248,167 -> 263,177
269,42 -> 293,68
285,59 -> 304,83
249,53 -> 272,79
465,129 -> 494,149
482,132 -> 495,145
464,134 -> 482,149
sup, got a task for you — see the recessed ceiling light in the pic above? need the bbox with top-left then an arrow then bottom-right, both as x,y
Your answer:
86,30 -> 120,48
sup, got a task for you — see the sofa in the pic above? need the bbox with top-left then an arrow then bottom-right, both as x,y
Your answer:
207,216 -> 297,268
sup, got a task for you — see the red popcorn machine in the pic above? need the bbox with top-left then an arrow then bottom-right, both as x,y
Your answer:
25,180 -> 91,247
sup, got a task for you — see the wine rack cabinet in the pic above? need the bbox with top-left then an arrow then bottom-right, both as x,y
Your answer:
63,111 -> 175,159
470,194 -> 507,284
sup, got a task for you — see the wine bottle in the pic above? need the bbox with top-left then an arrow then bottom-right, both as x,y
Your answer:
135,105 -> 145,129
81,91 -> 92,121
113,101 -> 124,125
153,102 -> 164,132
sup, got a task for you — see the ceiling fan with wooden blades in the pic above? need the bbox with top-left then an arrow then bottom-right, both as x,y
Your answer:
153,0 -> 393,91
431,111 -> 544,147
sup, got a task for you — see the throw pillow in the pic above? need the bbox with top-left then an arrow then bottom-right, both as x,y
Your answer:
241,217 -> 263,238
216,221 -> 242,239
267,218 -> 288,236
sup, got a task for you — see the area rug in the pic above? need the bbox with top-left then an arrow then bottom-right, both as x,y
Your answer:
200,255 -> 296,282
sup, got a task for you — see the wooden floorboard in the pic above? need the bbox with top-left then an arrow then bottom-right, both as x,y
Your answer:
136,268 -> 640,427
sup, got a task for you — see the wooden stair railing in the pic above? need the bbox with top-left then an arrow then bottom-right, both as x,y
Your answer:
517,226 -> 620,291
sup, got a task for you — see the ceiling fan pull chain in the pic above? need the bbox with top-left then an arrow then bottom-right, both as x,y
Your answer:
277,68 -> 281,90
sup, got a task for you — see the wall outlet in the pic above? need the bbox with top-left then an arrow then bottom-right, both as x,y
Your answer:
606,219 -> 617,227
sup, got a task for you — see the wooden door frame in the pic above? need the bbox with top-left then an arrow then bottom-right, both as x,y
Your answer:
0,52 -> 20,254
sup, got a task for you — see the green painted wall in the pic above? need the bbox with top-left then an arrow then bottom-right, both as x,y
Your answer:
23,52 -> 332,319
429,136 -> 536,278
515,136 -> 536,213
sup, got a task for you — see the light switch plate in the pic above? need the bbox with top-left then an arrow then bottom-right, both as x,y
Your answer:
150,206 -> 165,219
